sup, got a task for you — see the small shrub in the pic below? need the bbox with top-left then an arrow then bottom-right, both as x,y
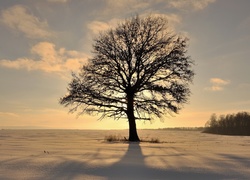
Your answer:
150,138 -> 160,143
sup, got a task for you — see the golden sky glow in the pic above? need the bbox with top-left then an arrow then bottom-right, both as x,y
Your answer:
0,0 -> 250,129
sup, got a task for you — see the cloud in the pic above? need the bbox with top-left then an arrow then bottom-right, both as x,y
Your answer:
0,42 -> 89,78
87,18 -> 121,35
210,78 -> 230,85
1,5 -> 53,39
148,13 -> 182,31
205,78 -> 230,91
161,13 -> 182,25
87,21 -> 111,35
168,0 -> 216,11
103,0 -> 215,16
47,0 -> 69,3
104,0 -> 150,14
87,13 -> 182,36
95,0 -> 214,38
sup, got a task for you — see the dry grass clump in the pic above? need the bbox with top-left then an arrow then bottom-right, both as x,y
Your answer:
105,135 -> 126,142
143,137 -> 160,143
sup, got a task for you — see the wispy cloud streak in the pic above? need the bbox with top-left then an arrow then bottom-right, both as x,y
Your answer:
168,0 -> 216,11
0,112 -> 19,117
205,78 -> 230,91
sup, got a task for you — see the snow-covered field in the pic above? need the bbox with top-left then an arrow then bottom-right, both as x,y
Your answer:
0,129 -> 250,180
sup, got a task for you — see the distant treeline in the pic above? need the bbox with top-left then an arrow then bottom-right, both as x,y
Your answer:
160,127 -> 204,131
203,112 -> 250,136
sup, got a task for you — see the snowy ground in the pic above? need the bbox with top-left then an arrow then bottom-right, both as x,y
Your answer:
0,129 -> 250,180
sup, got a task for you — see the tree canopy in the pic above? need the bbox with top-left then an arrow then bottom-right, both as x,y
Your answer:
60,15 -> 194,141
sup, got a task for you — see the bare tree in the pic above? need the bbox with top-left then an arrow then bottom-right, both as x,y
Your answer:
60,15 -> 194,141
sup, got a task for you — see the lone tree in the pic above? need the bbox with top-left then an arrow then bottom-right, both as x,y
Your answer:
60,15 -> 194,141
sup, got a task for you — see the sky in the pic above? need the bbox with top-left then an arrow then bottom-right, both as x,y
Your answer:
0,0 -> 250,129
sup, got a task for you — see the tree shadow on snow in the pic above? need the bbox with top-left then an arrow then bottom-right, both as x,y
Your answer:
46,143 -> 243,180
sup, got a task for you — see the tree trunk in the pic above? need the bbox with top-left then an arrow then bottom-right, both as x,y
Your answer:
128,115 -> 140,141
127,93 -> 140,141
